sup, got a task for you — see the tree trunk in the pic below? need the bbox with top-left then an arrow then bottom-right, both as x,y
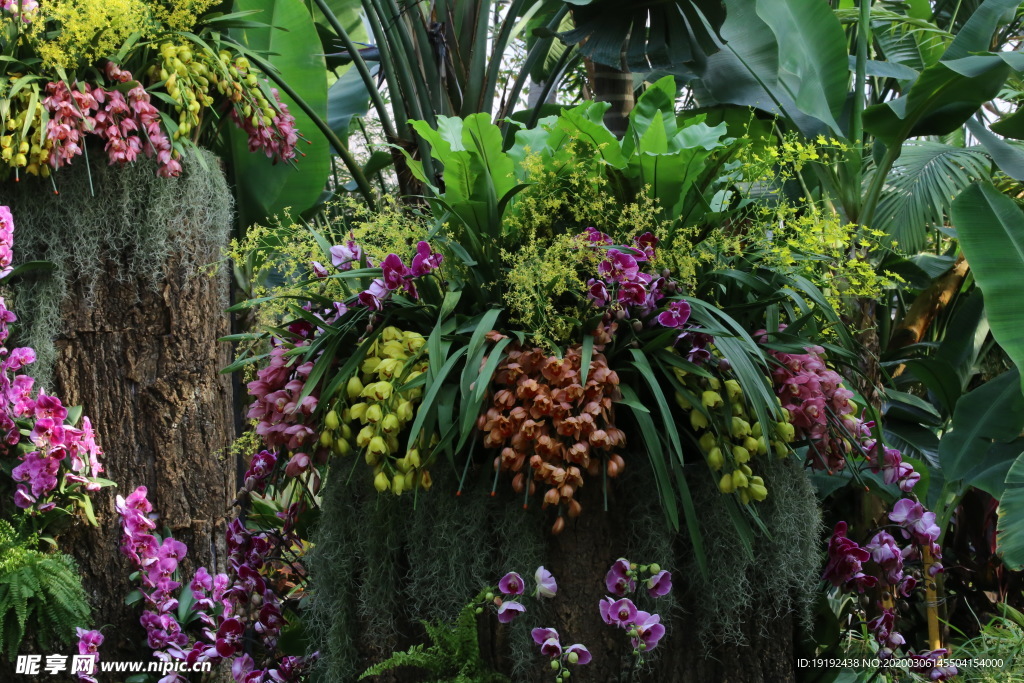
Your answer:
1,155 -> 236,660
585,59 -> 634,138
55,249 -> 236,659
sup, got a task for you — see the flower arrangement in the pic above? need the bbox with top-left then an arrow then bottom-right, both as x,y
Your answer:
226,76 -> 955,676
0,0 -> 299,182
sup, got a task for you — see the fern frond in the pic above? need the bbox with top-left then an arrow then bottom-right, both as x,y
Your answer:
871,141 -> 991,251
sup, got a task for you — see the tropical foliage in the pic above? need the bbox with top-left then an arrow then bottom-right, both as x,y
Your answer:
4,0 -> 1024,681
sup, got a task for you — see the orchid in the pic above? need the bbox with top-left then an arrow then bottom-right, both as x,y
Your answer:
604,558 -> 635,596
534,566 -> 558,598
495,600 -> 525,623
498,571 -> 525,596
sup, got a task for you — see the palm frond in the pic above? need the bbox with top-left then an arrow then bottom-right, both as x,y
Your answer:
871,141 -> 992,252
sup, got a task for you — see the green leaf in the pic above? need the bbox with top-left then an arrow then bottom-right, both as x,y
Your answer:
996,451 -> 1024,570
942,0 -> 1022,61
326,63 -> 376,147
939,369 -> 1024,482
950,182 -> 1024,392
562,0 -> 726,71
677,0 -> 834,137
871,141 -> 991,252
863,55 -> 1013,148
229,0 -> 330,228
406,347 -> 468,451
753,0 -> 849,135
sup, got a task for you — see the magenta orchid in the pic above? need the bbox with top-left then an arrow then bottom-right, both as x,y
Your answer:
498,571 -> 525,596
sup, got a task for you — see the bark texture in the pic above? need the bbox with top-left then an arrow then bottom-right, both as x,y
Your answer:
55,250 -> 235,659
1,155 -> 237,660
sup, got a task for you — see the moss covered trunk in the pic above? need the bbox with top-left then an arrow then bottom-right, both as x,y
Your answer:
0,154 -> 236,659
309,454 -> 814,682
537,475 -> 799,683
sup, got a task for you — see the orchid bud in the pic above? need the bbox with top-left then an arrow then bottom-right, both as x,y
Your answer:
325,410 -> 340,430
690,410 -> 709,430
718,473 -> 734,494
391,473 -> 405,495
368,436 -> 388,457
674,392 -> 692,410
749,484 -> 768,501
707,447 -> 724,471
698,432 -> 716,452
365,404 -> 383,424
356,425 -> 374,447
701,391 -> 723,409
349,402 -> 368,423
732,445 -> 750,464
406,448 -> 421,468
732,469 -> 748,488
373,471 -> 389,492
381,413 -> 400,433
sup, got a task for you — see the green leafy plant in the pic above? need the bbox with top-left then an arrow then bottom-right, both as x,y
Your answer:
359,599 -> 507,683
0,520 -> 91,660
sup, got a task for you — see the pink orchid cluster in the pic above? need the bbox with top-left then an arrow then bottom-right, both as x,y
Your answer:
354,241 -> 443,311
246,343 -> 318,452
491,566 -> 558,623
823,501 -> 947,672
113,486 -> 317,683
761,327 -> 919,491
585,229 -> 665,316
43,64 -> 182,178
73,628 -> 103,683
599,558 -> 671,662
2,207 -> 106,513
0,0 -> 38,21
583,228 -> 711,363
229,87 -> 299,164
531,627 -> 591,681
0,205 -> 13,278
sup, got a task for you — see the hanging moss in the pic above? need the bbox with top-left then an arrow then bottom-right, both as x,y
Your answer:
0,150 -> 231,385
306,464 -> 548,681
681,456 -> 824,650
307,452 -> 695,682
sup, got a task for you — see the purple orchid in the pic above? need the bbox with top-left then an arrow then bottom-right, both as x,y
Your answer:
889,499 -> 940,546
598,249 -> 640,284
531,627 -> 562,657
587,278 -> 609,307
633,232 -> 658,261
534,566 -> 558,598
410,241 -> 443,276
605,558 -> 636,596
631,611 -> 666,651
496,600 -> 525,623
599,596 -> 638,627
822,522 -> 877,592
329,239 -> 362,270
647,570 -> 672,598
498,571 -> 525,596
657,300 -> 692,328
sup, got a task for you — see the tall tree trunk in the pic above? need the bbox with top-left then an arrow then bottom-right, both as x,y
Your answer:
585,59 -> 634,138
1,155 -> 236,660
54,249 -> 235,659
